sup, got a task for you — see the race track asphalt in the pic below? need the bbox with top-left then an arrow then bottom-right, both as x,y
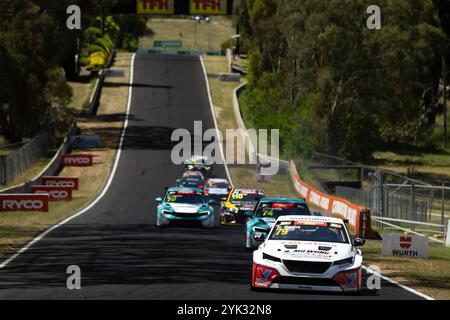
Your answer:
0,54 -> 425,300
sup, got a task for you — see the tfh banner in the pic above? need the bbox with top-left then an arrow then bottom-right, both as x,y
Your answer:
137,0 -> 175,14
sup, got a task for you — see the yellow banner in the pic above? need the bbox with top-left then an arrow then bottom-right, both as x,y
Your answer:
137,0 -> 175,15
190,0 -> 227,15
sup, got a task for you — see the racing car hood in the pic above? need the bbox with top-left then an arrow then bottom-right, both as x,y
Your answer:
262,241 -> 354,262
167,203 -> 205,213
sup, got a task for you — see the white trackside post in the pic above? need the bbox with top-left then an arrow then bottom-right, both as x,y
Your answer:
446,220 -> 450,247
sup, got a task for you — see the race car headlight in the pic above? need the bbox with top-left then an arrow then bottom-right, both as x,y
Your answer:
227,207 -> 238,214
187,165 -> 194,170
198,211 -> 211,216
161,210 -> 173,215
333,257 -> 354,267
262,253 -> 282,263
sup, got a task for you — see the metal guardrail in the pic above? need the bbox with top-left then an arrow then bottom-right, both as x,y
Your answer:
372,216 -> 446,244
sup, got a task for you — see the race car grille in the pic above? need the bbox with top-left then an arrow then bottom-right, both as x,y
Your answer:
273,276 -> 340,287
282,260 -> 332,274
171,212 -> 200,218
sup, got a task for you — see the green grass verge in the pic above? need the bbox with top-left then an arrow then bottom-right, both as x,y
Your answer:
139,17 -> 233,52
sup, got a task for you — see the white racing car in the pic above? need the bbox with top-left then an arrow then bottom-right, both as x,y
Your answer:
251,216 -> 366,293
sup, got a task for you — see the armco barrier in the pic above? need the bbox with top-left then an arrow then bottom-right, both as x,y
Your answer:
232,82 -> 290,173
290,161 -> 378,238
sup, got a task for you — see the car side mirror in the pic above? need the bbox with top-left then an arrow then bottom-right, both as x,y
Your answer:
155,197 -> 163,203
254,233 -> 265,242
209,199 -> 217,205
353,238 -> 366,247
244,211 -> 253,218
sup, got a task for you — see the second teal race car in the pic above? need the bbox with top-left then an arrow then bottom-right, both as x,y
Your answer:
155,188 -> 217,228
245,198 -> 311,250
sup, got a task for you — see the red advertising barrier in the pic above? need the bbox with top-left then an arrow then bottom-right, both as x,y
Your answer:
42,177 -> 79,190
31,186 -> 73,202
62,154 -> 93,167
0,194 -> 49,212
292,171 -> 377,238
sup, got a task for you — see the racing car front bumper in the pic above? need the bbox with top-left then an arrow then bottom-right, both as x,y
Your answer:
157,211 -> 214,228
220,210 -> 249,225
251,254 -> 363,293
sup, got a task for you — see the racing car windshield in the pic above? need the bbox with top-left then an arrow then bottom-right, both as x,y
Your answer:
183,177 -> 203,184
208,182 -> 230,189
230,192 -> 263,204
269,221 -> 349,244
255,202 -> 310,218
165,191 -> 205,204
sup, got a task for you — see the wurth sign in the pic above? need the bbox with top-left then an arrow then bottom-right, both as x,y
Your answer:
190,0 -> 227,14
0,194 -> 49,212
42,177 -> 79,190
382,234 -> 429,259
32,186 -> 73,202
62,154 -> 93,167
137,0 -> 174,14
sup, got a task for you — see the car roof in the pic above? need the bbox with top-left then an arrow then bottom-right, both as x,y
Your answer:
259,198 -> 307,204
207,178 -> 229,183
183,171 -> 204,177
276,215 -> 344,224
167,187 -> 203,193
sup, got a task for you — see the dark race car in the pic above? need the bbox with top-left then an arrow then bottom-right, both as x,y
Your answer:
220,189 -> 266,225
176,171 -> 206,189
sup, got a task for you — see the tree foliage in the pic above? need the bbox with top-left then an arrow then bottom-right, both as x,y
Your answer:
237,0 -> 447,160
0,0 -> 149,143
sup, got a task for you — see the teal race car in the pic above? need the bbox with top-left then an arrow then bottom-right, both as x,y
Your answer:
245,198 -> 312,250
155,188 -> 217,228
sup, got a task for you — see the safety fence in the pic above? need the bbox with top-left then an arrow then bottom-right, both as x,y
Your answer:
335,186 -> 429,223
0,132 -> 52,185
0,121 -> 77,193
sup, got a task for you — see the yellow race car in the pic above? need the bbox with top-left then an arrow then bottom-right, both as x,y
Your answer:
220,189 -> 266,225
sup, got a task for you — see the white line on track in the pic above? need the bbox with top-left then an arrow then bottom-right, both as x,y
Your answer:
0,53 -> 137,271
362,266 -> 434,300
199,56 -> 233,185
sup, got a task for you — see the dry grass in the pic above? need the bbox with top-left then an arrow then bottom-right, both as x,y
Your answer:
0,52 -> 133,257
139,17 -> 233,52
68,80 -> 95,111
363,240 -> 450,300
